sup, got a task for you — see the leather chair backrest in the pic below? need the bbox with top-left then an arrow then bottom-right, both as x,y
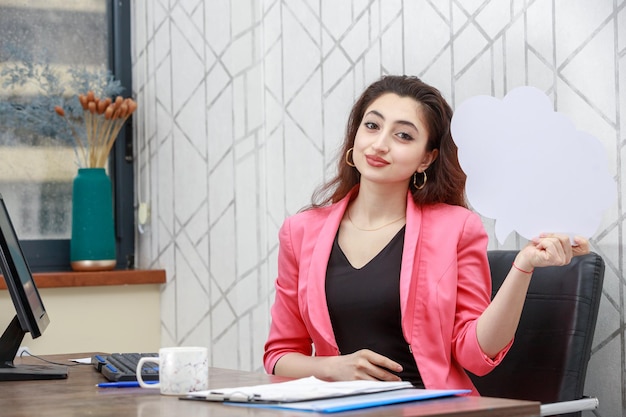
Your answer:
469,250 -> 605,416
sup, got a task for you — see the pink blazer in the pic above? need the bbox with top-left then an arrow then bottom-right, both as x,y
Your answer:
263,190 -> 512,395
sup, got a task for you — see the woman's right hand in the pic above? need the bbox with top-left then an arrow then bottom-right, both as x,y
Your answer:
323,349 -> 403,382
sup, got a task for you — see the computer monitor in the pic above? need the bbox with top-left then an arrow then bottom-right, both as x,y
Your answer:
0,194 -> 67,380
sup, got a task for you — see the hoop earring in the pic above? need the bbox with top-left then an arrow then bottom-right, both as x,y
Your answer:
345,148 -> 355,167
413,171 -> 427,190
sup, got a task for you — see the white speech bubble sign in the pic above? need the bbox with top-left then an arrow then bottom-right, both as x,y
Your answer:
451,86 -> 616,244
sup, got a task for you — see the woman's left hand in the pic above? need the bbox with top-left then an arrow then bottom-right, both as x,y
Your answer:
515,234 -> 590,271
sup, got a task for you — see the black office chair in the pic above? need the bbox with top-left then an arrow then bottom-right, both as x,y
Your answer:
469,250 -> 605,417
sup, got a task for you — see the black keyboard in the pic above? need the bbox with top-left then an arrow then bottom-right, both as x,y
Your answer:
92,353 -> 159,382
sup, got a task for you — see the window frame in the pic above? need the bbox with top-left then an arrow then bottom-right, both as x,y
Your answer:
21,0 -> 135,272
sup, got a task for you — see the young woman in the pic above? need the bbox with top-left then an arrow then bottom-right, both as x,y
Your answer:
263,75 -> 588,395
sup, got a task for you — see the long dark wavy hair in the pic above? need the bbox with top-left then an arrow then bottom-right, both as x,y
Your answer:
308,75 -> 467,209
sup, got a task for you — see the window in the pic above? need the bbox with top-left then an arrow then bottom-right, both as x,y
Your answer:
0,0 -> 134,271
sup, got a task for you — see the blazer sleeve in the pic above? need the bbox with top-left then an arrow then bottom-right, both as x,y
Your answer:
451,212 -> 512,376
263,216 -> 313,374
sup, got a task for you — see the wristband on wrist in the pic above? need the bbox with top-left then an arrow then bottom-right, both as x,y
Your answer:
512,262 -> 534,274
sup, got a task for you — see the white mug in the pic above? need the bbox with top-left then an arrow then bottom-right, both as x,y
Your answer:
136,346 -> 209,395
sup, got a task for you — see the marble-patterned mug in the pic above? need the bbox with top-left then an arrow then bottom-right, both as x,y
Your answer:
136,346 -> 209,395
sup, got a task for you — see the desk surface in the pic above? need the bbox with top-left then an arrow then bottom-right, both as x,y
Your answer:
0,353 -> 540,417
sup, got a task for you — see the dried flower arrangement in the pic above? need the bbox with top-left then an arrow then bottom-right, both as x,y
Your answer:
54,92 -> 137,168
0,49 -> 124,142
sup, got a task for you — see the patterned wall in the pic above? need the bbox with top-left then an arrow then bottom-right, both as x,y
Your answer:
131,1 -> 625,415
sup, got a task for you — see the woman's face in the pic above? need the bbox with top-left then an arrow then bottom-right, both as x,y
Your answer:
352,93 -> 438,188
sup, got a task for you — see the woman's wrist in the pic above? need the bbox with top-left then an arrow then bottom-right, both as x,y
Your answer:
513,252 -> 534,274
512,262 -> 534,274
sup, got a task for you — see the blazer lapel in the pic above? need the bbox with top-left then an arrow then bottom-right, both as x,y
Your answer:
306,194 -> 352,348
400,194 -> 422,341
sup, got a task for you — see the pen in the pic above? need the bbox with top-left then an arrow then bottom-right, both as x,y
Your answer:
96,381 -> 157,388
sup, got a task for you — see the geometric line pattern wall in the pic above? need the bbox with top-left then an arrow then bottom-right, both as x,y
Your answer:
132,1 -> 625,415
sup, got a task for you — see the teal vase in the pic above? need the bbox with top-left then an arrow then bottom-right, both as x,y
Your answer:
70,168 -> 116,271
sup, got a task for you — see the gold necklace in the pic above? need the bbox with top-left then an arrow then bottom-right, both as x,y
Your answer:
346,209 -> 406,232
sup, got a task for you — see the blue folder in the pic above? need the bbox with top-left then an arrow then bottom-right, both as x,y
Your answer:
224,388 -> 471,413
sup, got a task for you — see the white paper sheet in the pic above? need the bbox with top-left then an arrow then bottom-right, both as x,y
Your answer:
186,376 -> 413,402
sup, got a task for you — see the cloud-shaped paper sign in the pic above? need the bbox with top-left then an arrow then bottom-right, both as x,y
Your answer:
451,86 -> 616,244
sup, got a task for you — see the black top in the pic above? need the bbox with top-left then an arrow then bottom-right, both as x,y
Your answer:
325,226 -> 423,387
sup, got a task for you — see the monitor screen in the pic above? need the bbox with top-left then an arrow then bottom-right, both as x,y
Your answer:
0,195 -> 67,380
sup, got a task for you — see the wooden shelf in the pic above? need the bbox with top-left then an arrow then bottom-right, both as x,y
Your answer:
0,269 -> 166,289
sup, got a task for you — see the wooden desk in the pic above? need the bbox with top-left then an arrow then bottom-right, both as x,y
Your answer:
0,353 -> 540,417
